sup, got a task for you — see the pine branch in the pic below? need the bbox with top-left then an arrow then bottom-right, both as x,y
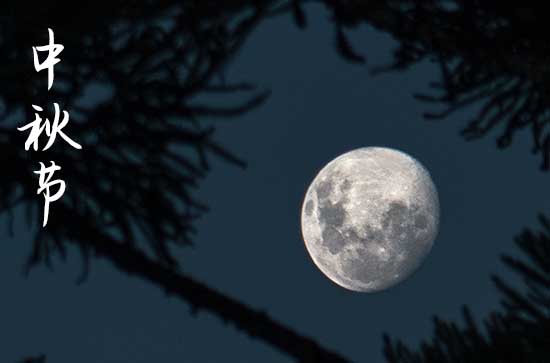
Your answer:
50,203 -> 350,363
2,2 -> 350,362
305,1 -> 550,170
383,214 -> 550,362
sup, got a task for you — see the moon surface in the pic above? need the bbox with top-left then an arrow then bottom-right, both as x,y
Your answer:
300,147 -> 439,292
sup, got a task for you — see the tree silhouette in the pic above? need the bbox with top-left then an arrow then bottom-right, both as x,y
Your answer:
383,214 -> 550,363
2,1 -> 348,362
7,1 -> 550,362
310,0 -> 550,170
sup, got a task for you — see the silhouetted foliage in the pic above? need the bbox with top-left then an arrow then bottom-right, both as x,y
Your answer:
6,1 -> 550,362
383,214 -> 550,363
2,1 -> 348,362
3,0 -> 272,275
310,1 -> 550,169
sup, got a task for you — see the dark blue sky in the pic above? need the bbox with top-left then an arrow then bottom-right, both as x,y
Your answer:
2,5 -> 549,363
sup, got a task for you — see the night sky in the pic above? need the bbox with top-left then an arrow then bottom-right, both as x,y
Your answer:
2,5 -> 550,363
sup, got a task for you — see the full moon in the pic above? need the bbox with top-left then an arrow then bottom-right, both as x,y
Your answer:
300,147 -> 439,292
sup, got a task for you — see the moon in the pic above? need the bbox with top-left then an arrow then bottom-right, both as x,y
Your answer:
300,147 -> 439,292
